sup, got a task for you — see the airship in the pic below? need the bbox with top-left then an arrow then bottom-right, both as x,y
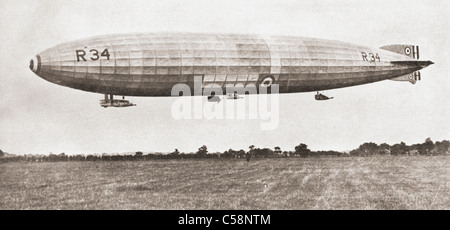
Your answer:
29,32 -> 433,107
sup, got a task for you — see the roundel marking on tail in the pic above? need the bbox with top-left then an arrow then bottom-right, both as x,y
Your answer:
404,47 -> 411,55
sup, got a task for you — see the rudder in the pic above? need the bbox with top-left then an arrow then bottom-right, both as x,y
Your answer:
390,71 -> 421,84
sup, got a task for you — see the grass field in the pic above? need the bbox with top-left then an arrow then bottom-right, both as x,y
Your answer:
1,156 -> 450,210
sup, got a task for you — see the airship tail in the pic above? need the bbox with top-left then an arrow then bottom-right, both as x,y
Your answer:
381,44 -> 433,85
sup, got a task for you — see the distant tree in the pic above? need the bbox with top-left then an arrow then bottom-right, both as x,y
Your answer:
246,145 -> 256,159
413,138 -> 434,155
379,143 -> 391,155
391,142 -> 408,155
295,143 -> 311,157
313,150 -> 343,157
197,145 -> 208,157
225,149 -> 233,158
254,148 -> 274,158
134,151 -> 144,161
359,142 -> 378,156
101,153 -> 111,161
379,143 -> 390,149
170,149 -> 180,156
75,154 -> 86,161
274,146 -> 281,155
0,149 -> 4,158
49,153 -> 58,162
435,140 -> 450,155
28,154 -> 37,162
238,149 -> 246,158
349,149 -> 362,157
401,142 -> 409,155
412,143 -> 425,155
423,138 -> 435,155
86,155 -> 100,161
57,152 -> 68,161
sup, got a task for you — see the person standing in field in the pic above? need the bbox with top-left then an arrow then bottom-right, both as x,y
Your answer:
247,145 -> 255,162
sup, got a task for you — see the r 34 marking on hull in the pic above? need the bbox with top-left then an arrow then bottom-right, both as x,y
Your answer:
76,48 -> 110,62
361,52 -> 381,62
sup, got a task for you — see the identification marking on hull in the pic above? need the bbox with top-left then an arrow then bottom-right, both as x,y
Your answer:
361,52 -> 381,62
76,48 -> 110,62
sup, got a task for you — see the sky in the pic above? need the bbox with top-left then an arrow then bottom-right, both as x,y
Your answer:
0,0 -> 449,155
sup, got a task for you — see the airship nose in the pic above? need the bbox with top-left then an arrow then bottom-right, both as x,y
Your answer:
29,59 -> 34,70
29,55 -> 41,74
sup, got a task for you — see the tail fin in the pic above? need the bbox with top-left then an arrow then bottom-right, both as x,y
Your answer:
380,44 -> 419,60
390,71 -> 421,84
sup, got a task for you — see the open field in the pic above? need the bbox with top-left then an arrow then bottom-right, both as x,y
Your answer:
1,156 -> 450,209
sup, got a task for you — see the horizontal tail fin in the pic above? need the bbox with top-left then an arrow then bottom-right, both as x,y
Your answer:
380,44 -> 419,60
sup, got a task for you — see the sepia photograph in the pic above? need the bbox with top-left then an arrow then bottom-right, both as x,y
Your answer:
1,0 -> 449,218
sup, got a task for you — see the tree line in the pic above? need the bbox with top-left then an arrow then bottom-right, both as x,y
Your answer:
0,138 -> 449,163
350,138 -> 450,156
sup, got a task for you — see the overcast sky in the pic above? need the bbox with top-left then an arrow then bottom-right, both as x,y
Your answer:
0,0 -> 449,155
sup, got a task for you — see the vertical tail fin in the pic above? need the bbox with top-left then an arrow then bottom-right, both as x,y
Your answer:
380,44 -> 419,60
390,71 -> 421,84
